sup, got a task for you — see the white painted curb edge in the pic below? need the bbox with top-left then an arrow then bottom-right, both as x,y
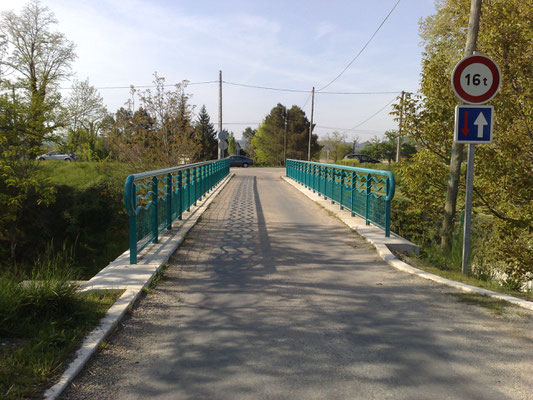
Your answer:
282,175 -> 533,312
44,173 -> 234,400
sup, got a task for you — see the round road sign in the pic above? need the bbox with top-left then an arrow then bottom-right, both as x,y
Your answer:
218,140 -> 228,150
218,130 -> 228,140
451,54 -> 501,104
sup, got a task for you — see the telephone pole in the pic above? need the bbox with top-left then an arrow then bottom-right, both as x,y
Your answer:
396,90 -> 405,162
461,0 -> 483,275
308,87 -> 315,161
284,111 -> 288,165
441,0 -> 482,270
218,70 -> 223,159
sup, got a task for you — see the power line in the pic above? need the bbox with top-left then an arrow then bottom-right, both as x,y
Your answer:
223,80 -> 402,95
315,125 -> 383,134
301,92 -> 312,109
5,78 -> 402,95
317,0 -> 402,92
223,80 -> 310,93
56,80 -> 218,90
320,90 -> 400,95
224,122 -> 262,125
342,96 -> 397,134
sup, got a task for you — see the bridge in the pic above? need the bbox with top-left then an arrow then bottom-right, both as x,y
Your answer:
49,160 -> 533,400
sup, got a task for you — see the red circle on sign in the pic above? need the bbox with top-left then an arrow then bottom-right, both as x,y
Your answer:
451,55 -> 501,104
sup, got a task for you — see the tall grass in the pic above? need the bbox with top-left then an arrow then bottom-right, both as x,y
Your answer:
0,244 -> 122,399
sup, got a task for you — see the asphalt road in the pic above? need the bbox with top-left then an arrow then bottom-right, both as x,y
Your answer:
62,168 -> 533,400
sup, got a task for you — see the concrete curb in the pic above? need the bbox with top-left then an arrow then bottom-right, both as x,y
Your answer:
282,175 -> 533,312
45,173 -> 234,400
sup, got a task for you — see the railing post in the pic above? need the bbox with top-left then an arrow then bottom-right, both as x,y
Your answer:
193,167 -> 198,206
312,164 -> 316,193
202,165 -> 206,197
365,173 -> 371,226
323,167 -> 328,200
340,169 -> 345,210
350,172 -> 356,217
331,168 -> 335,204
385,177 -> 391,237
166,173 -> 172,230
152,176 -> 159,243
185,169 -> 191,212
177,170 -> 183,220
129,215 -> 137,264
318,166 -> 326,199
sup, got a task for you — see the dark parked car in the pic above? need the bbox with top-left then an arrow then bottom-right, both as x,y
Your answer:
36,151 -> 77,161
343,154 -> 380,163
229,155 -> 253,167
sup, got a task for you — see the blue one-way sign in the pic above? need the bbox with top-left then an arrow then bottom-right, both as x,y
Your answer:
455,105 -> 494,144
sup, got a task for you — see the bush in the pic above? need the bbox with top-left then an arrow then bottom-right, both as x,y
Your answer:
0,161 -> 131,279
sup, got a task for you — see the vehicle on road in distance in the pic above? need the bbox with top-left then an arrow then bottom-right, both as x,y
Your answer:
343,154 -> 381,163
36,151 -> 78,161
229,155 -> 253,168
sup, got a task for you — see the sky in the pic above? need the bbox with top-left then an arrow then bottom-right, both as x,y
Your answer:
0,0 -> 438,141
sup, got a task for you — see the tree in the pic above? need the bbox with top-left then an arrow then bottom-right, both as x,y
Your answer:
108,73 -> 197,169
227,132 -> 237,156
242,126 -> 256,157
360,130 -> 406,164
65,79 -> 107,134
0,89 -> 54,261
320,131 -> 351,162
63,79 -> 108,160
0,1 -> 76,154
252,103 -> 321,165
193,105 -> 217,161
397,0 -> 532,283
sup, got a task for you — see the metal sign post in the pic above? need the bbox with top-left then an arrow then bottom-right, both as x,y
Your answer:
451,53 -> 500,274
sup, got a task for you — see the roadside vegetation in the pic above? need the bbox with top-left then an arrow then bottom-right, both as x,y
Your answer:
388,0 -> 531,294
0,1 -> 531,396
0,271 -> 123,399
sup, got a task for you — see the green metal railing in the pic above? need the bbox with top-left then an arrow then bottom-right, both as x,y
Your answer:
286,159 -> 395,236
124,158 -> 230,264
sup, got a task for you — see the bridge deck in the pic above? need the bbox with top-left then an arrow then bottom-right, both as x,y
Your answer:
63,168 -> 533,400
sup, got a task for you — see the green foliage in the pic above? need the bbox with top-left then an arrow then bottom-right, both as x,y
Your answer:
320,131 -> 352,162
227,131 -> 237,156
193,105 -> 217,161
359,130 -> 417,163
252,103 -> 321,165
0,1 -> 77,155
0,162 -> 130,278
393,0 -> 533,284
105,74 -> 197,170
242,127 -> 257,157
0,269 -> 122,400
61,79 -> 110,161
0,92 -> 56,260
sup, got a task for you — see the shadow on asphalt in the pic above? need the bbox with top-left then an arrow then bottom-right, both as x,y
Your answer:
63,173 -> 533,400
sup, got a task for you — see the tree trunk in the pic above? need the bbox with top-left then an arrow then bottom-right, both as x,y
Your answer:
440,0 -> 481,252
441,142 -> 465,250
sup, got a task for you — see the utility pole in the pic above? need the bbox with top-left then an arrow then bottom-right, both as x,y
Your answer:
308,87 -> 315,161
396,90 -> 405,162
218,70 -> 223,159
441,0 -> 482,269
461,1 -> 483,275
284,111 -> 288,165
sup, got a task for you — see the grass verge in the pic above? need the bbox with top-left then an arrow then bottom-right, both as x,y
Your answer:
0,275 -> 123,400
447,293 -> 510,315
397,251 -> 533,302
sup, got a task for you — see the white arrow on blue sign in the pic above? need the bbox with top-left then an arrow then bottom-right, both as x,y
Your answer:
454,105 -> 494,144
